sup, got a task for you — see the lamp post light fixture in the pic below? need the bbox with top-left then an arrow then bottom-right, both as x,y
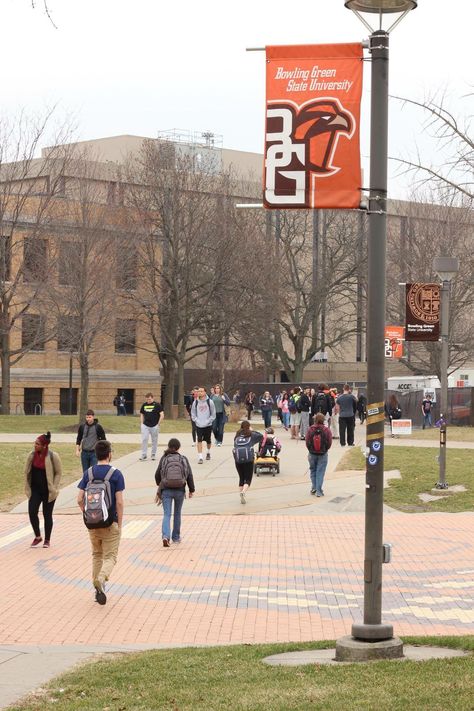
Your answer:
433,256 -> 459,490
336,0 -> 417,663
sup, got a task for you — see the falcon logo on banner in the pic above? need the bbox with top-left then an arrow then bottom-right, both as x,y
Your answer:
264,43 -> 363,209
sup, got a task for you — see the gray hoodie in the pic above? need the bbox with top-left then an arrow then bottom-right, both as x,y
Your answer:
191,397 -> 216,427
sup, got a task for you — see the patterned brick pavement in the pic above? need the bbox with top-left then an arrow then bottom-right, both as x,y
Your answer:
1,512 -> 473,647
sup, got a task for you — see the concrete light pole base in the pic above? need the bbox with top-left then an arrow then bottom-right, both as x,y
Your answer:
335,635 -> 404,662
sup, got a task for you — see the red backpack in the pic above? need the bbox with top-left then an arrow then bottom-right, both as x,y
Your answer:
307,425 -> 328,455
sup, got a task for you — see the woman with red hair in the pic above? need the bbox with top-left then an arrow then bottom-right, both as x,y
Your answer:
24,432 -> 62,548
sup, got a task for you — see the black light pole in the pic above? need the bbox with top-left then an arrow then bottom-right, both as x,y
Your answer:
433,256 -> 459,489
337,0 -> 417,662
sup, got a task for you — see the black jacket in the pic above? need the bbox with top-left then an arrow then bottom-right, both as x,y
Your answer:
311,392 -> 333,417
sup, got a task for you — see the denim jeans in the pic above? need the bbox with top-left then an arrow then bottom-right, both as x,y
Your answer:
282,411 -> 290,428
81,449 -> 97,472
262,410 -> 272,428
308,452 -> 328,495
423,412 -> 432,428
212,412 -> 226,443
161,488 -> 185,542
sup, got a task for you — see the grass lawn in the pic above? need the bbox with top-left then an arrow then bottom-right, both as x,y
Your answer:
0,443 -> 138,512
0,415 -> 244,435
8,636 -> 474,711
407,426 -> 474,442
337,444 -> 474,512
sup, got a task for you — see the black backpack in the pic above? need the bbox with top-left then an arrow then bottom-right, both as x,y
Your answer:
233,435 -> 255,463
306,426 -> 329,455
314,392 -> 328,415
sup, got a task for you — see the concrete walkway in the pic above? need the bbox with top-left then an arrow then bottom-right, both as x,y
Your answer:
1,423 -> 474,708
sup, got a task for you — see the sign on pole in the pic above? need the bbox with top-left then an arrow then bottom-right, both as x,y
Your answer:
264,43 -> 363,210
405,283 -> 440,342
384,326 -> 404,359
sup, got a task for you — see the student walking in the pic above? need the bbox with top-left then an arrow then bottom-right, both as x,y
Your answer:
25,432 -> 62,548
76,409 -> 106,471
386,394 -> 402,437
259,391 -> 274,429
298,387 -> 312,440
211,384 -> 230,446
155,438 -> 195,546
244,391 -> 256,420
191,386 -> 216,463
139,392 -> 164,461
337,384 -> 357,446
77,440 -> 125,606
232,420 -> 263,505
306,413 -> 333,496
422,393 -> 433,429
186,387 -> 199,445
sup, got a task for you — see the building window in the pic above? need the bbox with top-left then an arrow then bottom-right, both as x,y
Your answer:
23,237 -> 47,283
58,241 -> 80,286
116,240 -> 137,290
57,315 -> 80,351
22,314 -> 46,351
0,235 -> 12,281
115,319 -> 136,353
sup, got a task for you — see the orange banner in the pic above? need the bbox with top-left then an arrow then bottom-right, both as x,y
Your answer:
264,43 -> 363,209
385,326 -> 404,359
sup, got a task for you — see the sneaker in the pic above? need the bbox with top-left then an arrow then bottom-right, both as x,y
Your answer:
30,537 -> 42,548
94,582 -> 107,605
217,442 -> 222,447
191,442 -> 196,446
43,540 -> 50,548
139,456 -> 147,461
206,452 -> 211,461
240,492 -> 246,505
151,455 -> 156,460
310,489 -> 316,495
198,457 -> 203,464
172,538 -> 181,544
163,538 -> 170,547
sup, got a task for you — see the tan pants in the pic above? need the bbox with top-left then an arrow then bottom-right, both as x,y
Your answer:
88,523 -> 121,587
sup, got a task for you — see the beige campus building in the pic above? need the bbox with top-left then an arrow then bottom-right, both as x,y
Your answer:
0,132 -> 465,414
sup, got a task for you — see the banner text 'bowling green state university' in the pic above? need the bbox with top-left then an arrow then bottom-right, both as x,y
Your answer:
264,43 -> 363,210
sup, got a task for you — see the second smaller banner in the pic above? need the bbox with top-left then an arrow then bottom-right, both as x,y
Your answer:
405,283 -> 440,342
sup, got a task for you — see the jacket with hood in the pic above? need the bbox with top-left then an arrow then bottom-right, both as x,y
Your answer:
76,419 -> 106,450
191,397 -> 216,428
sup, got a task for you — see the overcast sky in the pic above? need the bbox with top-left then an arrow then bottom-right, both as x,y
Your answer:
2,0 -> 473,198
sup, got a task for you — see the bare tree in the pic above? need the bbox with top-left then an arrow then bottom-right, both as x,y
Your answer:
391,92 -> 474,205
50,154 -> 121,420
0,109 -> 72,413
387,196 -> 474,378
232,208 -> 366,382
127,143 -> 244,417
